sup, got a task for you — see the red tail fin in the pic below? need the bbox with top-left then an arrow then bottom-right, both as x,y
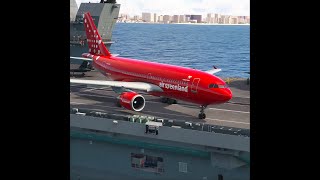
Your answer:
83,12 -> 111,57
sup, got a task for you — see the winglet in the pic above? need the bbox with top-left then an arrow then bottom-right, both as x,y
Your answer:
83,12 -> 111,57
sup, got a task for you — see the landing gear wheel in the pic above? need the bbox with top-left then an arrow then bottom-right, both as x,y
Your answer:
161,97 -> 177,104
115,98 -> 122,107
161,97 -> 168,103
198,105 -> 207,119
167,98 -> 175,105
198,113 -> 206,119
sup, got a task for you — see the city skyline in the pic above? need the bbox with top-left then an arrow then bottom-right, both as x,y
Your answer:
119,12 -> 249,24
75,0 -> 250,17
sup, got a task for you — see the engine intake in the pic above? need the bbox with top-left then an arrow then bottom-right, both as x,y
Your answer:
119,92 -> 145,111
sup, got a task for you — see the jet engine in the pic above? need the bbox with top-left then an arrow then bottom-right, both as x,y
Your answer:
119,92 -> 145,111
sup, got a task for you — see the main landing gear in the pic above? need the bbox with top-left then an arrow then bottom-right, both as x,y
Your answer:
115,96 -> 122,107
161,97 -> 177,105
198,105 -> 207,119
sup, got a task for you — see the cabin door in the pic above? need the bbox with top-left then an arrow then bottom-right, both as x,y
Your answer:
191,78 -> 200,94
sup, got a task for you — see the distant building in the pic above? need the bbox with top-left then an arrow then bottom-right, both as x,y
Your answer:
142,13 -> 153,22
154,13 -> 157,23
163,15 -> 171,23
224,15 -> 231,24
172,15 -> 179,23
120,14 -> 129,20
133,15 -> 140,21
220,15 -> 225,24
185,15 -> 191,22
245,16 -> 250,24
190,15 -> 202,23
231,17 -> 238,24
238,16 -> 246,24
179,15 -> 185,23
206,13 -> 215,23
158,15 -> 163,22
215,14 -> 220,24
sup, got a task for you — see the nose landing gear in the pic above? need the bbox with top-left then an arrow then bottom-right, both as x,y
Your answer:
198,105 -> 207,119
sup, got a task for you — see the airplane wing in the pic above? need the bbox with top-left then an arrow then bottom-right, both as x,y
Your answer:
205,66 -> 221,74
70,79 -> 163,93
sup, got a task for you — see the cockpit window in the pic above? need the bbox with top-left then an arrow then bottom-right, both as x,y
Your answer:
209,84 -> 228,88
218,84 -> 227,88
209,84 -> 218,88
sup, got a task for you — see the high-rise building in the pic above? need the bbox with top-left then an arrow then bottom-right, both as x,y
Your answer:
215,14 -> 220,24
206,13 -> 215,23
172,15 -> 179,23
133,15 -> 140,21
158,15 -> 163,22
231,17 -> 238,24
142,13 -> 153,22
224,15 -> 231,24
220,15 -> 225,24
179,15 -> 185,23
154,13 -> 157,23
245,16 -> 250,24
163,15 -> 171,23
238,16 -> 245,24
120,14 -> 129,20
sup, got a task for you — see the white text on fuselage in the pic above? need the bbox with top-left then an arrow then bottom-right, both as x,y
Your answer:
159,82 -> 188,93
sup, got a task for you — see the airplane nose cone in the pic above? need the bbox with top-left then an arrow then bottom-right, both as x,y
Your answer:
224,88 -> 232,101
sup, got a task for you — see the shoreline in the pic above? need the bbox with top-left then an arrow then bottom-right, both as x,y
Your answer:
117,22 -> 250,26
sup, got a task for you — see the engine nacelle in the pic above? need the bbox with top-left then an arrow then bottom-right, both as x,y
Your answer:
119,92 -> 145,111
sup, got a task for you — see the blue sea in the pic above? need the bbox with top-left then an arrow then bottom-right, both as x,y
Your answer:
109,23 -> 250,78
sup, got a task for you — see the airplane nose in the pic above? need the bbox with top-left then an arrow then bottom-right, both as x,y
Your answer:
224,88 -> 232,101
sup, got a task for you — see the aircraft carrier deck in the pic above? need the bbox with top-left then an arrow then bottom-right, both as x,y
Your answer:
70,71 -> 250,129
70,71 -> 250,180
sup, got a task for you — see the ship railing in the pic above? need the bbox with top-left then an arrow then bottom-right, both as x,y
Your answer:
70,107 -> 250,137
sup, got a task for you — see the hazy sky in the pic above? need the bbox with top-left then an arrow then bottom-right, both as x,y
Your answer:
75,0 -> 250,16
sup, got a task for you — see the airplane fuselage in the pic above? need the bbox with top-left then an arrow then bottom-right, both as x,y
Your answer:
90,54 -> 232,106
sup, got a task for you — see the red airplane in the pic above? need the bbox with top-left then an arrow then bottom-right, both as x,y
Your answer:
70,12 -> 232,119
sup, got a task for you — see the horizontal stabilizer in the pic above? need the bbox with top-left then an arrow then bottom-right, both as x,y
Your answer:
205,66 -> 221,74
70,56 -> 92,61
70,54 -> 119,61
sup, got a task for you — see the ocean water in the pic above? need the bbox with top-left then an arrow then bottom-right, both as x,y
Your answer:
109,23 -> 250,78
